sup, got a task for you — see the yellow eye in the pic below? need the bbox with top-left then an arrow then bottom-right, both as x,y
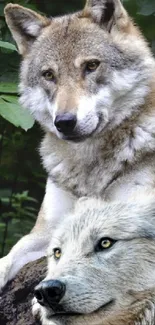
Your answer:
54,248 -> 61,260
42,70 -> 55,81
101,239 -> 112,249
85,60 -> 100,73
96,238 -> 116,251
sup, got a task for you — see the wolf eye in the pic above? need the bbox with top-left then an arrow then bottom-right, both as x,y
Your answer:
53,248 -> 61,260
85,60 -> 100,73
42,70 -> 55,81
96,238 -> 116,251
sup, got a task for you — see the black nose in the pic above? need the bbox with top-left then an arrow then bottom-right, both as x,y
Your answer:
34,280 -> 66,308
54,113 -> 77,135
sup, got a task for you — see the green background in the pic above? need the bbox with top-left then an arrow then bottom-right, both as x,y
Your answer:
0,0 -> 155,256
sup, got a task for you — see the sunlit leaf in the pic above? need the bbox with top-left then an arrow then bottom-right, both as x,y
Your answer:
0,97 -> 34,130
0,41 -> 17,52
0,83 -> 18,94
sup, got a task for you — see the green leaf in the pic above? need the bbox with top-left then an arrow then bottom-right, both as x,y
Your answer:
0,97 -> 34,130
24,211 -> 36,218
0,83 -> 18,94
137,0 -> 155,16
25,196 -> 38,203
1,197 -> 10,204
0,223 -> 5,229
0,41 -> 17,52
0,95 -> 19,104
25,207 -> 38,212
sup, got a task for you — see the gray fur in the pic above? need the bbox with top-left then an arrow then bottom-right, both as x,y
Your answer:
5,0 -> 155,201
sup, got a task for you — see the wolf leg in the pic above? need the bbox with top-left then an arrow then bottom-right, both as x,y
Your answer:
0,178 -> 75,291
0,230 -> 48,291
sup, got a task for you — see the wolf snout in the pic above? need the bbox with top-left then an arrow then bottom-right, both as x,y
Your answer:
54,113 -> 77,135
34,280 -> 66,309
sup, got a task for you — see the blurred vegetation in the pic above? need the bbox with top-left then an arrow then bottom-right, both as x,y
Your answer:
0,0 -> 155,256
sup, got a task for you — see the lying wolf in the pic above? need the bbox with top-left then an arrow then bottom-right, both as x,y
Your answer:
2,0 -> 155,290
33,198 -> 155,325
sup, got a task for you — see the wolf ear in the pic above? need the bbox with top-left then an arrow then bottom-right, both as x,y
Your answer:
82,0 -> 129,32
4,4 -> 50,55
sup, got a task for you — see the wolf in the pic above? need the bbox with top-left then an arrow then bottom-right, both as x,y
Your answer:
2,0 -> 155,290
32,197 -> 155,325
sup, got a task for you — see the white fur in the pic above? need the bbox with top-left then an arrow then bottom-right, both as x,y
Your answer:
105,68 -> 150,128
44,178 -> 76,224
23,21 -> 41,37
19,85 -> 56,132
77,96 -> 100,134
37,198 -> 155,324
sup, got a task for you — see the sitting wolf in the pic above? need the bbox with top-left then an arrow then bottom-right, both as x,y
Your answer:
2,0 -> 155,290
33,197 -> 155,325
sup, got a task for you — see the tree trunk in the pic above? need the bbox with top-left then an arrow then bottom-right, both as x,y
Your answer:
0,257 -> 46,325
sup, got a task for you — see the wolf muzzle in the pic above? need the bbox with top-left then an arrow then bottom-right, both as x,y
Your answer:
54,113 -> 77,136
34,280 -> 66,309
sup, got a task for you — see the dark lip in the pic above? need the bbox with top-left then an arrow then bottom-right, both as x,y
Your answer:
50,299 -> 114,318
51,312 -> 81,317
62,135 -> 87,143
62,129 -> 98,143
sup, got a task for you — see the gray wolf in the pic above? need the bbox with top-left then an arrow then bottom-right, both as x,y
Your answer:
33,197 -> 155,325
2,0 -> 155,290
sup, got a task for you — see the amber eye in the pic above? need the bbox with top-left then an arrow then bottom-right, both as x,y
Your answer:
85,60 -> 100,73
96,238 -> 116,251
53,248 -> 61,260
42,70 -> 55,81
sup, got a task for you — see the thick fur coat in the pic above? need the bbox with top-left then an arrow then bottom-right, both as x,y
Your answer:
33,197 -> 155,325
1,2 -> 155,324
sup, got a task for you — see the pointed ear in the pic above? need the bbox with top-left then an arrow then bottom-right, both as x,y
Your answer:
82,0 -> 129,32
4,4 -> 51,55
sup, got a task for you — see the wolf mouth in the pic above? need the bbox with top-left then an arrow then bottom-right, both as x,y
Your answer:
49,299 -> 114,319
61,115 -> 103,143
62,135 -> 87,143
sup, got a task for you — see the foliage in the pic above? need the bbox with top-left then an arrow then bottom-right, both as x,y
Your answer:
0,190 -> 38,256
0,0 -> 155,256
0,116 -> 46,256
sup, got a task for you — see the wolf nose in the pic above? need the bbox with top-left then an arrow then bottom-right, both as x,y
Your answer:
54,113 -> 77,134
34,280 -> 66,308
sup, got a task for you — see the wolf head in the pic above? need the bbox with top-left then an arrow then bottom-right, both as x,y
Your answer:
35,197 -> 155,325
5,1 -> 154,142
